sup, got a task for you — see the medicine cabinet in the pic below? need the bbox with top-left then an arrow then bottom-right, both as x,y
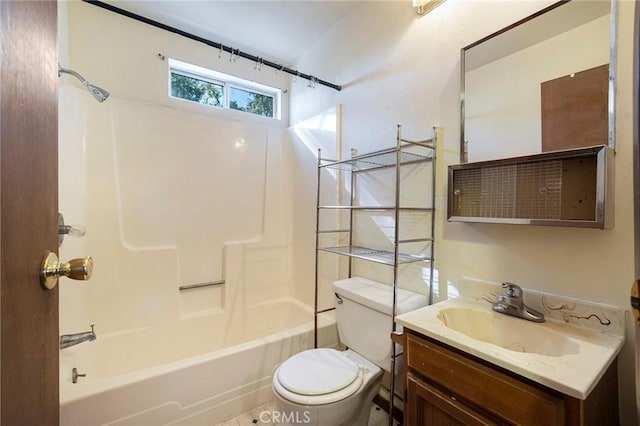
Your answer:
447,145 -> 613,228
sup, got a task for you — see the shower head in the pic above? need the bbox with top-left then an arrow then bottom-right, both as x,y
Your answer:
85,83 -> 110,103
58,64 -> 110,103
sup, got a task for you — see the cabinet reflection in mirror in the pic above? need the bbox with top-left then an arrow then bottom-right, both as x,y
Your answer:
460,0 -> 616,163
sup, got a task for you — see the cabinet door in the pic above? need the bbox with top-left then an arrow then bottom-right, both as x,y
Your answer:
407,374 -> 500,426
407,332 -> 565,425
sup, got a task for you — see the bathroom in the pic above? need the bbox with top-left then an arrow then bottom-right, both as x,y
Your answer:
53,0 -> 640,424
0,0 -> 637,424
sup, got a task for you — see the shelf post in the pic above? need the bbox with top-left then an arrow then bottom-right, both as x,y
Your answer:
388,124 -> 403,426
314,148 -> 321,348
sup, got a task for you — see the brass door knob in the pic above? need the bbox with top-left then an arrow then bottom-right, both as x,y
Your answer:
40,251 -> 93,290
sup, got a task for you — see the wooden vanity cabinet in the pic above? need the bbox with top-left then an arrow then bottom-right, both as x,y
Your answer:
400,329 -> 619,426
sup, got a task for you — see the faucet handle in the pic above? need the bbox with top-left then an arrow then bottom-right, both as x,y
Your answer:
502,282 -> 522,297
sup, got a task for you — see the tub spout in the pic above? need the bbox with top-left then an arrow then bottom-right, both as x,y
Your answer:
60,324 -> 96,349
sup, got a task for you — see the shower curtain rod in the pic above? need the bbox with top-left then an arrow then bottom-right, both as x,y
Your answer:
83,0 -> 342,91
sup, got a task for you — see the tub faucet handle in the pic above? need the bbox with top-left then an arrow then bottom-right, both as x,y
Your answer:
58,213 -> 86,246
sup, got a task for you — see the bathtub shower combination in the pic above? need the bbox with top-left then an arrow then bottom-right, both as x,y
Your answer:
58,87 -> 335,424
60,299 -> 336,425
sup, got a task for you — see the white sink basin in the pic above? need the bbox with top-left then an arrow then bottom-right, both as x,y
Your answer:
437,307 -> 580,356
395,296 -> 625,399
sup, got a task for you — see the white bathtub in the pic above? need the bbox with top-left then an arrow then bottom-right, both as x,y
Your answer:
60,298 -> 337,425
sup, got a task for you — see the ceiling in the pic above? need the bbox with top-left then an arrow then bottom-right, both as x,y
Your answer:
105,1 -> 363,65
465,0 -> 610,71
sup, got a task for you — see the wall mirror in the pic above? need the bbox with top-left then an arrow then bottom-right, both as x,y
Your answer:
460,0 -> 616,163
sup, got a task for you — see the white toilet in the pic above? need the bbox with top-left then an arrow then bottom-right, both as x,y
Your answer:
272,277 -> 428,426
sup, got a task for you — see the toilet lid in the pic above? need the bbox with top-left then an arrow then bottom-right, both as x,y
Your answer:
277,348 -> 360,395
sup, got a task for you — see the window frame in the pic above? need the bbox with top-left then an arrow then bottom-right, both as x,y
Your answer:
170,69 -> 225,108
227,84 -> 276,117
168,58 -> 282,120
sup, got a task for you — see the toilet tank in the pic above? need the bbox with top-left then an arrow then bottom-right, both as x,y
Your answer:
332,277 -> 428,373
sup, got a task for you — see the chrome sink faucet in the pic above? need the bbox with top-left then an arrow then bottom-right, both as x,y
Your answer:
492,283 -> 545,323
60,324 -> 96,349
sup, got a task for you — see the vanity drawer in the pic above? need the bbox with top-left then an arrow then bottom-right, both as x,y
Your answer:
406,332 -> 565,425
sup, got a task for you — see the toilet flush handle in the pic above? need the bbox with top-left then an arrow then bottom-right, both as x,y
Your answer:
335,293 -> 343,304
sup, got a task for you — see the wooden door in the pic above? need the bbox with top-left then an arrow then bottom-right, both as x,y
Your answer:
0,1 -> 59,424
634,0 -> 640,419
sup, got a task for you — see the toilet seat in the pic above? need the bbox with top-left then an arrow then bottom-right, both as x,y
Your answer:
273,348 -> 364,405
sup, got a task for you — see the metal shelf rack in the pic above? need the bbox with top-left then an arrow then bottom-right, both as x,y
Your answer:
317,245 -> 432,265
313,124 -> 437,425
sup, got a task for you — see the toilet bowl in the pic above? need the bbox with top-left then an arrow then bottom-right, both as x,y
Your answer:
271,277 -> 428,426
272,348 -> 382,426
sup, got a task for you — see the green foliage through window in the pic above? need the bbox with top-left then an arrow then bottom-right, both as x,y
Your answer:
229,87 -> 274,118
171,73 -> 223,107
170,64 -> 278,119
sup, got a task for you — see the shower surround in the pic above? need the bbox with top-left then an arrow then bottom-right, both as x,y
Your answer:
58,86 -> 328,424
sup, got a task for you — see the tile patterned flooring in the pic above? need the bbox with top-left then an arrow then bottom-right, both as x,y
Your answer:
215,401 -> 401,426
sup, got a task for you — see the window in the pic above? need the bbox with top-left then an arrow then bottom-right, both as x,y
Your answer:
169,58 -> 281,120
171,72 -> 223,107
229,87 -> 273,117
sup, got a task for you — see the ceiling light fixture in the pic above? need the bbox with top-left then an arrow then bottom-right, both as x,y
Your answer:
413,0 -> 446,16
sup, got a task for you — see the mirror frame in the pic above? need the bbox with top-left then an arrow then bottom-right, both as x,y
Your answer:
459,0 -> 618,164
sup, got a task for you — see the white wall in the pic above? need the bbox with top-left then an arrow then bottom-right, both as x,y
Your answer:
289,1 -> 637,423
59,2 -> 297,337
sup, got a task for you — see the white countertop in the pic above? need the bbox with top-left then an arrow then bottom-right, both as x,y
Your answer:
395,296 -> 624,399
